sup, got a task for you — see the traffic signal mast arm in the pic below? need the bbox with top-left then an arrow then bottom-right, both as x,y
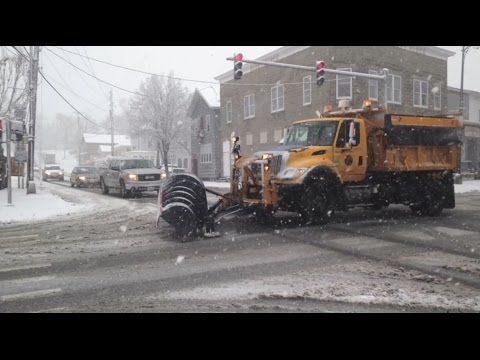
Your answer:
226,56 -> 388,81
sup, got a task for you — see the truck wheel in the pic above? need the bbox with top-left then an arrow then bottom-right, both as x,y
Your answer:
100,178 -> 109,194
410,185 -> 444,217
300,182 -> 333,225
119,180 -> 130,198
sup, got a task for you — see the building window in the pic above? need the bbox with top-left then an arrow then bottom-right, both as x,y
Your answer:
414,79 -> 428,108
336,68 -> 352,100
368,70 -> 378,101
246,134 -> 253,146
244,94 -> 255,119
303,76 -> 311,106
260,132 -> 267,144
271,84 -> 284,113
226,101 -> 232,123
200,143 -> 212,164
206,114 -> 211,132
183,158 -> 188,169
387,74 -> 402,104
178,158 -> 183,168
274,129 -> 283,142
433,84 -> 441,110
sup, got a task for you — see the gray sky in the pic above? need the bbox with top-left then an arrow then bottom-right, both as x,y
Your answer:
36,46 -> 480,127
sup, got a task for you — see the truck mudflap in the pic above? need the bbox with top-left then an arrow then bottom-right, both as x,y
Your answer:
159,174 -> 208,237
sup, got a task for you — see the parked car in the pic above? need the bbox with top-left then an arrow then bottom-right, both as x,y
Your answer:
98,157 -> 162,198
70,166 -> 100,188
42,164 -> 64,181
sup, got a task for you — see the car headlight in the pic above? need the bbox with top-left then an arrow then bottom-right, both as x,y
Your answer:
128,174 -> 138,181
59,171 -> 63,175
79,176 -> 86,180
45,170 -> 51,175
276,167 -> 309,180
161,173 -> 167,180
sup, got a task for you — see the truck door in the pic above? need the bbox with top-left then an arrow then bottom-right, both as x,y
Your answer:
333,119 -> 367,182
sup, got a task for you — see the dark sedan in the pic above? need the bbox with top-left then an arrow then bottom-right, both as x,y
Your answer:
70,166 -> 100,188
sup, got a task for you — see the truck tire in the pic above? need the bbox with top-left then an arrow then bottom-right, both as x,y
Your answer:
100,178 -> 109,194
410,183 -> 444,217
299,182 -> 333,225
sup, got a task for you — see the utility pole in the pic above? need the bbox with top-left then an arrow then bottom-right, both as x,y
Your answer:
110,90 -> 114,156
6,116 -> 12,204
459,46 -> 469,116
27,45 -> 40,194
77,113 -> 81,165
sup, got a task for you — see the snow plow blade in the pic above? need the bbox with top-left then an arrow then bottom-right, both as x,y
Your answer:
159,174 -> 208,237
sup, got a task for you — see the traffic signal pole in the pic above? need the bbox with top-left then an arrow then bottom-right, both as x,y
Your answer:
226,56 -> 387,81
27,46 -> 40,194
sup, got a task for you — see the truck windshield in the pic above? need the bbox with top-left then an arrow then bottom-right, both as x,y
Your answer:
120,159 -> 155,169
285,121 -> 338,147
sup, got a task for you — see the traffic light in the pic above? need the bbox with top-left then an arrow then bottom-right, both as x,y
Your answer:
316,61 -> 325,86
234,53 -> 243,80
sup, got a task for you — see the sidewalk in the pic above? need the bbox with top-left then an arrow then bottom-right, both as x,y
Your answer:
0,177 -> 92,224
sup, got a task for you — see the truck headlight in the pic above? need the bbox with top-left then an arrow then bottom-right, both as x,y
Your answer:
79,176 -> 86,181
161,173 -> 167,180
128,174 -> 138,181
276,168 -> 309,180
45,170 -> 51,175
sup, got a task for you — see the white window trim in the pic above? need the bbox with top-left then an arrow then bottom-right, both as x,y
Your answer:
200,143 -> 213,164
368,70 -> 378,101
433,84 -> 442,110
413,79 -> 429,108
303,76 -> 311,106
244,94 -> 255,120
226,101 -> 232,123
206,114 -> 211,132
387,74 -> 402,105
336,68 -> 352,100
271,84 -> 285,113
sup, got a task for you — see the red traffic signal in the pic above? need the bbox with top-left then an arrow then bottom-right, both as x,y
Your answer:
316,61 -> 325,87
234,53 -> 243,80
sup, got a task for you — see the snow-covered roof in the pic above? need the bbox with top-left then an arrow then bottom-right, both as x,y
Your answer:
99,145 -> 111,153
187,87 -> 220,117
198,86 -> 220,108
83,133 -> 131,146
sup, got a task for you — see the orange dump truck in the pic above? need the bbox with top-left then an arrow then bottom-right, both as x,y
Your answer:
159,101 -> 463,236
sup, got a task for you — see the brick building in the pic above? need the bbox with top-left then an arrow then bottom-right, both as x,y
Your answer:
215,46 -> 455,175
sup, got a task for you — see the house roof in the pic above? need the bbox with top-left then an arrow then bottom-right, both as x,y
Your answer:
215,46 -> 457,83
83,133 -> 131,146
187,86 -> 220,117
98,145 -> 111,153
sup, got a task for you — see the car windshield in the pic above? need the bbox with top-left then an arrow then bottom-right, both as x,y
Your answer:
46,166 -> 61,170
78,167 -> 97,173
285,121 -> 338,147
120,159 -> 155,169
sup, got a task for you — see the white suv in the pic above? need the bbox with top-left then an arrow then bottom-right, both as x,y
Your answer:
99,158 -> 162,198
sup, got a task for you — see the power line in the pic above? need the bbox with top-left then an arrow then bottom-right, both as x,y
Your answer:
38,70 -> 110,131
48,46 -> 313,87
81,46 -> 110,101
43,51 -> 108,112
45,46 -> 145,97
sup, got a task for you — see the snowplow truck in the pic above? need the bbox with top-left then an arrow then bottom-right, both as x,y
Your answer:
158,101 -> 463,237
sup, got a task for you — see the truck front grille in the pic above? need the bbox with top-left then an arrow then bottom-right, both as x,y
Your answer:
271,155 -> 283,176
138,174 -> 160,181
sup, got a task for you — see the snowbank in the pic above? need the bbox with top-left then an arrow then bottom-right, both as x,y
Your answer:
0,178 -> 93,224
455,180 -> 480,194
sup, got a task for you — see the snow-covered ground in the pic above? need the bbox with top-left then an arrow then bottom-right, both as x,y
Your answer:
0,177 -> 94,224
454,179 -> 480,194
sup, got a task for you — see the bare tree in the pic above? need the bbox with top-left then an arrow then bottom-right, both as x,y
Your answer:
0,48 -> 29,117
128,73 -> 190,177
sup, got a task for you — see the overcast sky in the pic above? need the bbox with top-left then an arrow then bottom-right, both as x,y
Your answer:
36,46 -> 480,127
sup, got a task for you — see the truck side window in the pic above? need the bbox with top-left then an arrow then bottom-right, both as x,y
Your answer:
336,121 -> 347,148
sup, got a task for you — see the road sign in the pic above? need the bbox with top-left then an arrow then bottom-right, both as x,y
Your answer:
14,150 -> 27,163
